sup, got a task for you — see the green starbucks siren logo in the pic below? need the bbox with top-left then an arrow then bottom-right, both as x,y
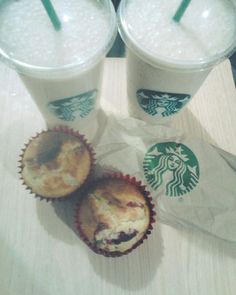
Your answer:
48,90 -> 97,121
143,142 -> 200,197
137,89 -> 191,117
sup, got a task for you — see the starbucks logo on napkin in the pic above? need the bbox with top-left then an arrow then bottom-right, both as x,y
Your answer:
143,142 -> 200,197
48,90 -> 97,121
137,89 -> 191,117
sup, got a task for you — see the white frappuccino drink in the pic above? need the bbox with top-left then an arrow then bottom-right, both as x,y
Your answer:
0,0 -> 117,140
118,0 -> 236,123
126,0 -> 236,62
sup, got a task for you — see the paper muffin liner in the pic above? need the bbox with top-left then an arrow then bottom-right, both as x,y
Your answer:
18,126 -> 96,202
75,172 -> 156,257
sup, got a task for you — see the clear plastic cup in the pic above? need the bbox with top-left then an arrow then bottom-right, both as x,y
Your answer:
117,0 -> 236,124
0,0 -> 117,141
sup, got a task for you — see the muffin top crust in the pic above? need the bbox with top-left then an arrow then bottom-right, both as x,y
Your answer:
22,130 -> 92,198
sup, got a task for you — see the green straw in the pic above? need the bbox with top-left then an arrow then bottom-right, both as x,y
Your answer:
173,0 -> 191,23
40,0 -> 61,31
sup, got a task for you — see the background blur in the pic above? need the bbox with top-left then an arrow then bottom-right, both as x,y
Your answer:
107,0 -> 125,57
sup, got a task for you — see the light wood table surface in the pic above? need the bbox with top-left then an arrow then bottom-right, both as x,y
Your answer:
0,58 -> 236,295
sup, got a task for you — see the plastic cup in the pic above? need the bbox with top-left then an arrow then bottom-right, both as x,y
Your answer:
118,0 -> 236,124
0,0 -> 117,140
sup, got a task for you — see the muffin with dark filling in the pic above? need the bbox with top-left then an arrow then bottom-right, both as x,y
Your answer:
20,129 -> 94,199
76,175 -> 155,256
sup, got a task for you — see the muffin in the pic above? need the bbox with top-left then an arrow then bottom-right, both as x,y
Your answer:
20,128 -> 94,200
76,175 -> 155,257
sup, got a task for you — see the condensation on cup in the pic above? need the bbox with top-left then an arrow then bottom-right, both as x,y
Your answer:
118,0 -> 236,124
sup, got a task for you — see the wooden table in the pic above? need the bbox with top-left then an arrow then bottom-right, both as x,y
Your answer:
0,58 -> 236,295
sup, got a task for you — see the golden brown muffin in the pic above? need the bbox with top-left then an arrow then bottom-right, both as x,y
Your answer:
21,130 -> 92,199
76,177 -> 154,256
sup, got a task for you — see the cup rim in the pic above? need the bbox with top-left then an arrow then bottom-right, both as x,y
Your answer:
117,0 -> 236,72
0,0 -> 117,78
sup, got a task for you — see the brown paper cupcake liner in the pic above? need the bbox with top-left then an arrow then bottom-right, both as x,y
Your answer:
18,126 -> 96,202
75,173 -> 156,257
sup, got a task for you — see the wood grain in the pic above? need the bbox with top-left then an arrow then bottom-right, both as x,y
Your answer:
0,59 -> 236,295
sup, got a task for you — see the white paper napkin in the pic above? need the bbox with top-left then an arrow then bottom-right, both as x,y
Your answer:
94,115 -> 236,242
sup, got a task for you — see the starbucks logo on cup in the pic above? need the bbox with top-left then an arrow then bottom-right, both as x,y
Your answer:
48,90 -> 97,121
143,142 -> 200,197
137,89 -> 191,117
